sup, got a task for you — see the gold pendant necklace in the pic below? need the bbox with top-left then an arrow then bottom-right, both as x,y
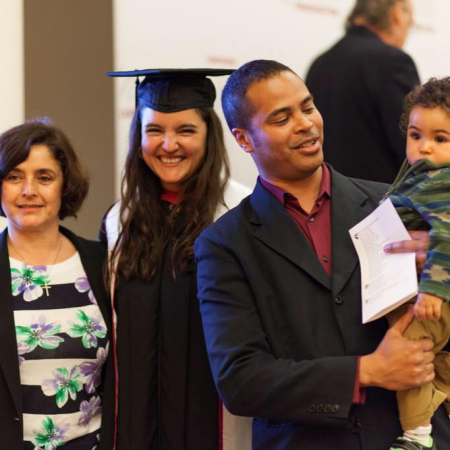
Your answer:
8,234 -> 63,297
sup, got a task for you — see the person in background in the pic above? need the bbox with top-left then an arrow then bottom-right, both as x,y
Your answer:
195,59 -> 450,450
101,68 -> 252,450
0,119 -> 114,449
306,0 -> 420,183
383,77 -> 450,450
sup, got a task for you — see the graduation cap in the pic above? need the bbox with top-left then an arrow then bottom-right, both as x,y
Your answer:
107,68 -> 234,113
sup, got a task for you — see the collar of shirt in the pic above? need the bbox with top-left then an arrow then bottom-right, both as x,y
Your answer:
160,189 -> 183,205
259,163 -> 331,208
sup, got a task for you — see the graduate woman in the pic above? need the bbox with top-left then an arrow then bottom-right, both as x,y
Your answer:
102,69 -> 251,450
0,119 -> 114,449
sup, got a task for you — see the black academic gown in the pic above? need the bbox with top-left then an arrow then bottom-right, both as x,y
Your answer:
114,207 -> 219,450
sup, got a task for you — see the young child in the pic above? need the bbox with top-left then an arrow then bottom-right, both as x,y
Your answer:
386,77 -> 450,450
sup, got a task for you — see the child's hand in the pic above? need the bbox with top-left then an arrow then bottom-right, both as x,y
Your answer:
384,231 -> 429,273
414,293 -> 443,321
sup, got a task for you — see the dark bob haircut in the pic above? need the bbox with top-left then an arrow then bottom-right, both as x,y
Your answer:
0,118 -> 89,219
400,77 -> 450,135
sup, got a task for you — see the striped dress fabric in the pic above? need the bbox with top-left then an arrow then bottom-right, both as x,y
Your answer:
12,252 -> 109,449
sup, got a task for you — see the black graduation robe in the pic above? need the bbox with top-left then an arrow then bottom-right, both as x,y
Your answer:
112,207 -> 219,450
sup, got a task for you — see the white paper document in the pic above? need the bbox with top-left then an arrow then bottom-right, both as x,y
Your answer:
349,199 -> 418,323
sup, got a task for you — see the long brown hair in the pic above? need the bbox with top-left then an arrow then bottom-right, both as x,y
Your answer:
112,106 -> 230,280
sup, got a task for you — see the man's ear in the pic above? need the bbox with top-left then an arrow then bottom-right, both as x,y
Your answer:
390,1 -> 402,27
390,0 -> 410,29
232,128 -> 254,154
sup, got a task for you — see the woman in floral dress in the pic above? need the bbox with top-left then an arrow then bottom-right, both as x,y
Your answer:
101,69 -> 252,449
0,119 -> 114,449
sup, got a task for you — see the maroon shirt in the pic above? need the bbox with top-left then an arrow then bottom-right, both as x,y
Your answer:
260,164 -> 332,276
161,189 -> 182,204
260,164 -> 365,404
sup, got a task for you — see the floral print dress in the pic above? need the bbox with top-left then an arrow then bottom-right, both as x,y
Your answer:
12,252 -> 108,450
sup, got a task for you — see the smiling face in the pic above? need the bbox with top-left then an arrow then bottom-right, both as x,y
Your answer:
140,107 -> 208,191
1,144 -> 63,234
233,71 -> 324,184
406,106 -> 450,166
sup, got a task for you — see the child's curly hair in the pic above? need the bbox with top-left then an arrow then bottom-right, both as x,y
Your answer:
400,77 -> 450,135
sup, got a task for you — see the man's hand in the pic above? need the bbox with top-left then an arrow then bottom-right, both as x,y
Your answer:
360,306 -> 434,390
384,230 -> 429,272
414,292 -> 443,321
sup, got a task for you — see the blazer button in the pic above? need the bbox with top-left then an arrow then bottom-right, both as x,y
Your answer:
335,295 -> 343,305
351,422 -> 362,433
324,404 -> 332,413
331,404 -> 340,413
308,404 -> 316,413
316,403 -> 324,413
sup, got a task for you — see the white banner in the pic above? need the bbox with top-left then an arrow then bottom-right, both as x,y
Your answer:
112,0 -> 450,193
0,0 -> 24,131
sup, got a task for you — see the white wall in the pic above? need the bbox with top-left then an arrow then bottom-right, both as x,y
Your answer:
0,0 -> 23,231
112,0 -> 450,192
0,0 -> 24,132
0,0 -> 24,131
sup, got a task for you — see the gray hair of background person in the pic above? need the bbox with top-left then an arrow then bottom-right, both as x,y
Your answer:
346,0 -> 407,30
221,59 -> 295,132
0,118 -> 89,219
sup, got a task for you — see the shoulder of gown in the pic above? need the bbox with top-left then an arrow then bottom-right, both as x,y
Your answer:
215,178 -> 252,221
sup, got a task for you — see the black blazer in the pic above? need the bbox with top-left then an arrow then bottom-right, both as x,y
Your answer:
306,26 -> 420,183
0,226 -> 114,449
195,168 -> 450,449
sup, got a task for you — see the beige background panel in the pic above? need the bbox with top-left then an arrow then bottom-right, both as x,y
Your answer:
24,0 -> 115,239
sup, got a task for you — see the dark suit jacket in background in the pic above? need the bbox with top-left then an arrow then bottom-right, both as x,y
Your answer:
195,168 -> 450,450
0,227 -> 114,449
305,26 -> 420,183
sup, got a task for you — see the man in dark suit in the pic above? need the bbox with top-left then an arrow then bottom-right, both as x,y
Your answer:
195,60 -> 450,449
305,0 -> 420,183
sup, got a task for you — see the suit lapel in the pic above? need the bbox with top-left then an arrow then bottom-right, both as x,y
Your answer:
248,171 -> 379,295
0,229 -> 24,417
249,181 -> 331,290
60,227 -> 112,334
330,169 -> 375,296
